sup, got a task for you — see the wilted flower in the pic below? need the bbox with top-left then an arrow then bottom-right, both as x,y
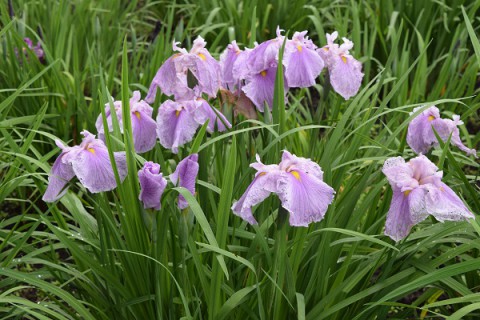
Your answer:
95,91 -> 157,154
407,106 -> 477,157
232,150 -> 335,227
318,31 -> 363,100
382,155 -> 474,241
146,36 -> 221,102
138,162 -> 167,210
43,130 -> 127,202
170,154 -> 199,209
193,98 -> 232,133
283,31 -> 325,88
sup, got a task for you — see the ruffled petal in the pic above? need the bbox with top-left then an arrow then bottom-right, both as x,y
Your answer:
170,154 -> 199,209
138,161 -> 167,210
156,100 -> 199,153
382,157 -> 417,191
284,43 -> 324,88
384,190 -> 415,242
329,54 -> 363,100
69,146 -> 127,193
424,182 -> 474,222
276,171 -> 334,227
279,150 -> 324,180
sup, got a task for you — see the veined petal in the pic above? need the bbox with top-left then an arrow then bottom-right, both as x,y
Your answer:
232,171 -> 282,225
284,44 -> 324,88
384,190 -> 415,242
276,171 -> 335,227
69,145 -> 127,193
156,100 -> 199,154
132,109 -> 157,153
242,67 -> 285,111
279,150 -> 324,180
424,183 -> 474,222
146,56 -> 180,103
329,54 -> 363,100
42,152 -> 75,202
382,157 -> 417,190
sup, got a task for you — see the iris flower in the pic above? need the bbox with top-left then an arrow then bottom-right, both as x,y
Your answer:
95,91 -> 157,153
18,37 -> 44,61
156,99 -> 230,153
170,154 -> 199,209
138,161 -> 167,210
318,31 -> 363,100
232,151 -> 335,227
407,106 -> 477,157
382,155 -> 474,241
146,36 -> 221,102
283,31 -> 325,88
43,131 -> 127,202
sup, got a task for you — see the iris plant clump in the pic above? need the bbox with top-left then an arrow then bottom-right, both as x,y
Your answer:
44,27 -> 476,239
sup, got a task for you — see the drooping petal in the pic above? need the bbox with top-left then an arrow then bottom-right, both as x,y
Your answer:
67,132 -> 127,193
170,154 -> 199,209
193,98 -> 231,132
384,190 -> 415,242
242,67 -> 285,111
329,54 -> 363,100
284,44 -> 324,88
138,161 -> 167,210
424,183 -> 474,222
146,55 -> 180,103
246,38 -> 283,74
232,170 -> 282,225
276,170 -> 335,227
156,100 -> 199,153
130,92 -> 157,153
42,152 -> 75,202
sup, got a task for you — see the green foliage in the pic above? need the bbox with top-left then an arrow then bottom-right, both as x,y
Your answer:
1,0 -> 479,319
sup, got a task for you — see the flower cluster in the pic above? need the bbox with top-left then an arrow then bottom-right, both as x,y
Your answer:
220,28 -> 364,111
42,28 -> 476,241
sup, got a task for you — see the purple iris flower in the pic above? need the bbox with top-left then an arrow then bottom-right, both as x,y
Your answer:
382,155 -> 474,241
283,31 -> 325,88
146,36 -> 221,102
138,161 -> 167,210
170,154 -> 199,209
232,151 -> 335,227
43,131 -> 127,202
156,99 -> 231,153
21,37 -> 44,60
241,28 -> 288,111
407,106 -> 477,157
220,40 -> 244,92
95,91 -> 157,154
318,31 -> 363,100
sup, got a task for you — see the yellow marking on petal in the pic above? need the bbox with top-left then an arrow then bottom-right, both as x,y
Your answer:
88,148 -> 95,154
323,47 -> 329,52
134,111 -> 141,119
198,53 -> 206,61
175,110 -> 181,117
404,190 -> 411,197
341,56 -> 347,63
439,187 -> 445,192
297,45 -> 303,52
290,170 -> 301,181
428,115 -> 435,121
258,172 -> 267,177
260,70 -> 267,77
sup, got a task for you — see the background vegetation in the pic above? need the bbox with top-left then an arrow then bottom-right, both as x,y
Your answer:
1,0 -> 479,319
